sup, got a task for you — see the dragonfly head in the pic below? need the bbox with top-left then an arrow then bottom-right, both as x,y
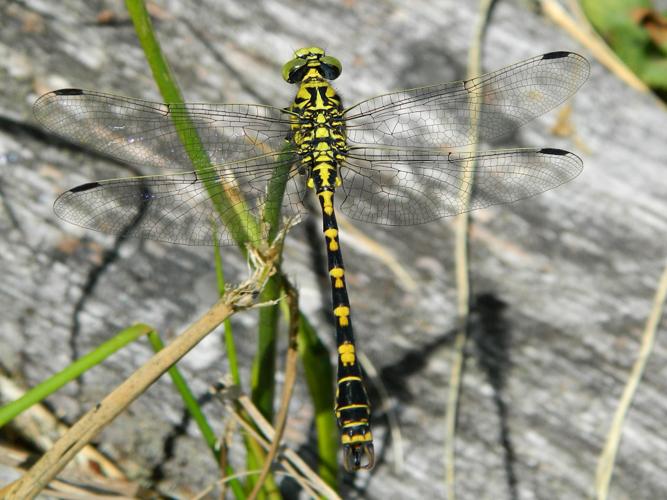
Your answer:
282,47 -> 342,84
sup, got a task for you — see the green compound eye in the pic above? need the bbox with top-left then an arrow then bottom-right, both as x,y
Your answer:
320,55 -> 342,80
282,57 -> 308,83
283,47 -> 325,83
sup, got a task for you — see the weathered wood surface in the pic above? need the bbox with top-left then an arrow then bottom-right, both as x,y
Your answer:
1,0 -> 666,498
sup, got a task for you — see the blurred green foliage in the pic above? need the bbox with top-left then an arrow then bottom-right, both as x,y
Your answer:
582,0 -> 667,94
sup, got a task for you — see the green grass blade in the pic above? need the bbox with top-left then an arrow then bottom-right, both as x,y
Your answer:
248,149 -> 296,493
297,313 -> 338,487
124,0 -> 260,250
250,274 -> 281,421
251,147 -> 295,423
214,234 -> 241,386
263,149 -> 296,241
244,438 -> 281,499
0,324 -> 153,428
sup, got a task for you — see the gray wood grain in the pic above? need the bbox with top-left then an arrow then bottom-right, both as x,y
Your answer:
1,0 -> 666,498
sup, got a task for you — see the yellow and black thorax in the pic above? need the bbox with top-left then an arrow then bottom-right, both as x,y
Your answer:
283,47 -> 347,207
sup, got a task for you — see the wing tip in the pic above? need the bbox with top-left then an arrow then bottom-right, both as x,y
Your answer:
34,89 -> 86,121
538,148 -> 584,179
542,51 -> 590,73
54,182 -> 103,217
538,147 -> 583,163
538,147 -> 569,156
69,181 -> 102,193
53,88 -> 85,96
541,51 -> 573,60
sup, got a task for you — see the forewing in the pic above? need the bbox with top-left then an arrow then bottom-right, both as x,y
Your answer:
54,153 -> 308,246
338,146 -> 583,225
344,52 -> 589,148
34,89 -> 294,169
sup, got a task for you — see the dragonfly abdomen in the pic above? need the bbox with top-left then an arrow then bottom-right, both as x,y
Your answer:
319,190 -> 375,471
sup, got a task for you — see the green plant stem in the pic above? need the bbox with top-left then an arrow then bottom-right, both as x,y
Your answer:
297,312 -> 338,487
251,275 -> 281,421
249,147 -> 296,420
124,0 -> 259,249
214,235 -> 241,386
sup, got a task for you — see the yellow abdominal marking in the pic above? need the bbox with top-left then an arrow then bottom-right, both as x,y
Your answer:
334,305 -> 351,327
338,375 -> 362,384
323,227 -> 338,250
330,267 -> 345,287
338,341 -> 355,365
341,430 -> 373,444
313,162 -> 335,186
319,191 -> 334,215
342,420 -> 369,428
337,403 -> 368,411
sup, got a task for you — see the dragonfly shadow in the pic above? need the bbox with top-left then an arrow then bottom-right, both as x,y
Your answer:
378,327 -> 455,403
64,179 -> 151,363
355,291 -> 518,496
149,385 -> 221,486
470,292 -> 518,500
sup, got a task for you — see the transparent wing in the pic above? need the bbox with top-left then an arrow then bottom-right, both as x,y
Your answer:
34,89 -> 295,169
54,153 -> 307,246
338,146 -> 583,225
343,52 -> 589,148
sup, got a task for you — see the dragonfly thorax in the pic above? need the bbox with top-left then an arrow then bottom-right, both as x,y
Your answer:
288,65 -> 347,194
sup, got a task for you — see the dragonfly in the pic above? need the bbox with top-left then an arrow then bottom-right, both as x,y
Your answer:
34,47 -> 589,471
